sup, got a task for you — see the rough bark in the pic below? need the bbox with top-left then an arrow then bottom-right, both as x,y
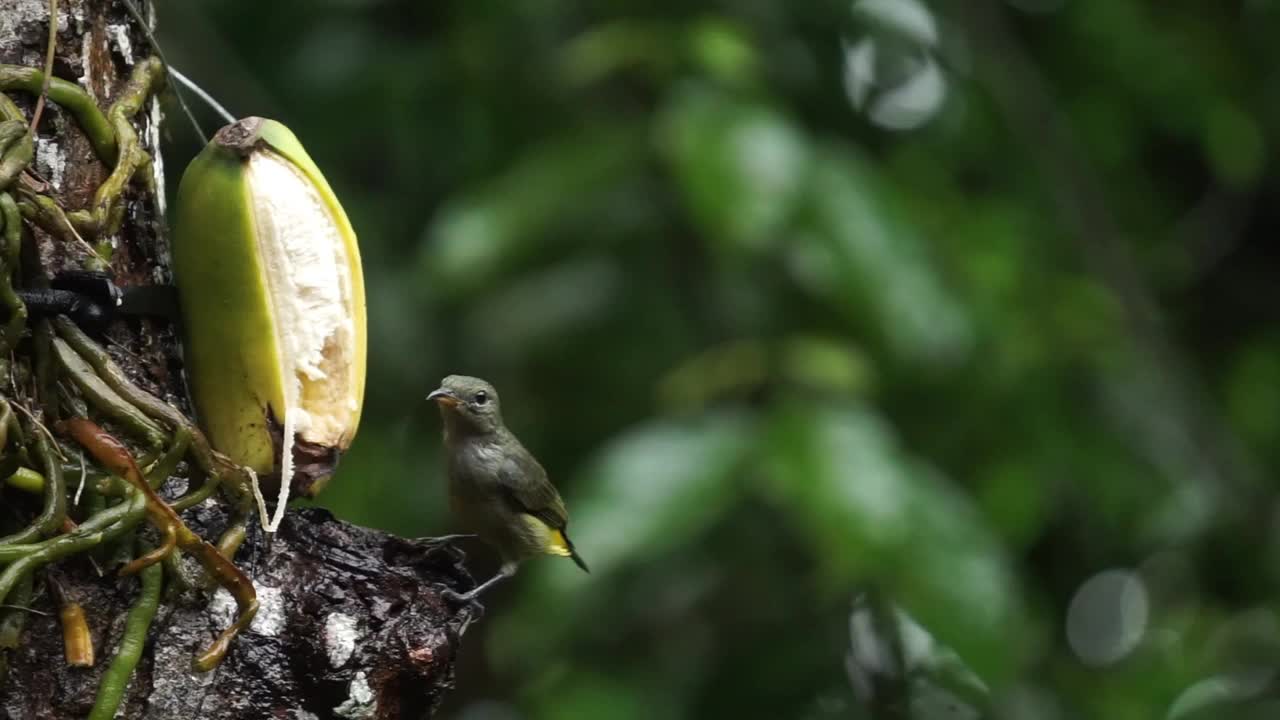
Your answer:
2,508 -> 472,720
0,2 -> 472,717
0,0 -> 169,288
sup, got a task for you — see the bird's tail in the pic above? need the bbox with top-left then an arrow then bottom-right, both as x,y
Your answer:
550,528 -> 590,573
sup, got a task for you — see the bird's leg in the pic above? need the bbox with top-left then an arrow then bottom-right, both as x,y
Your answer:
442,561 -> 517,604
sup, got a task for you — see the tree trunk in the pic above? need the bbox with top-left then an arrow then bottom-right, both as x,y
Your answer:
0,2 -> 471,717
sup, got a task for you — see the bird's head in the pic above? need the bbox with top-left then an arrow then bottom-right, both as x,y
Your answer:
428,375 -> 503,435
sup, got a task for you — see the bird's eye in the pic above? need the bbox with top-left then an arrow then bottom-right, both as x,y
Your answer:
473,391 -> 488,406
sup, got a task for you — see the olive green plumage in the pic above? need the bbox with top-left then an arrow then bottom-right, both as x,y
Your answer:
429,375 -> 587,600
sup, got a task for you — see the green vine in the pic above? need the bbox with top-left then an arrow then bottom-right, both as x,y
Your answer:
87,541 -> 162,720
0,14 -> 259,705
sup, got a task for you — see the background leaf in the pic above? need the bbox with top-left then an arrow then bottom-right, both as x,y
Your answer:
166,0 -> 1280,716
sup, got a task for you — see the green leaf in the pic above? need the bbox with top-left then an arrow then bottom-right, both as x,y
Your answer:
1203,102 -> 1265,188
767,404 -> 1024,683
687,18 -> 759,86
489,412 -> 755,665
421,127 -> 642,293
796,148 -> 972,365
565,411 -> 755,577
657,86 -> 810,256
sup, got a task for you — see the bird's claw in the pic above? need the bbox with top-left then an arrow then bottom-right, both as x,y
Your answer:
411,534 -> 474,561
440,586 -> 486,623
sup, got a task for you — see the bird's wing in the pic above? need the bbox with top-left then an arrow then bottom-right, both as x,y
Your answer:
497,448 -> 569,530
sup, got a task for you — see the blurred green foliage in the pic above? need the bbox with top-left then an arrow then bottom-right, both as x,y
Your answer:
160,0 -> 1280,717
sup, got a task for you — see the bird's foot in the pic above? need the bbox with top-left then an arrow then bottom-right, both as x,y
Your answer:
440,586 -> 486,627
438,566 -> 513,620
441,586 -> 482,604
412,534 -> 475,561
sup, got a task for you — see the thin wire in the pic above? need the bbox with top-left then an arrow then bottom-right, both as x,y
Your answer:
119,0 -> 214,142
169,67 -> 237,126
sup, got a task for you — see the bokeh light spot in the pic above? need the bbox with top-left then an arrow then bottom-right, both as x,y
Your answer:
1066,569 -> 1149,666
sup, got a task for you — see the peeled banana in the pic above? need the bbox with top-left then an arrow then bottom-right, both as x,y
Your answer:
172,117 -> 366,531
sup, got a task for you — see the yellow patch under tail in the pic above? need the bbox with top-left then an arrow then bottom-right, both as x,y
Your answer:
523,515 -> 589,571
547,529 -> 572,555
554,529 -> 590,573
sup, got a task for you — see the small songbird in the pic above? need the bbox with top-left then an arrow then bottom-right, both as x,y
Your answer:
428,375 -> 588,601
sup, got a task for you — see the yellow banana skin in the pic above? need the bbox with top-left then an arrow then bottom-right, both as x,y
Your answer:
173,117 -> 366,501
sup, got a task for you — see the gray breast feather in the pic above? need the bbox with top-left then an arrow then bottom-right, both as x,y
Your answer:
451,440 -> 508,489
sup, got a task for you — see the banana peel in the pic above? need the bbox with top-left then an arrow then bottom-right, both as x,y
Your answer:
173,117 -> 366,531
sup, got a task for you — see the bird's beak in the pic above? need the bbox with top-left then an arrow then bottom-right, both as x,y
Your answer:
427,388 -> 460,407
